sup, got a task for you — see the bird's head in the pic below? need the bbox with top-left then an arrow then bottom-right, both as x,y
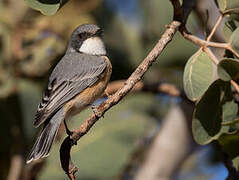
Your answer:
67,24 -> 106,56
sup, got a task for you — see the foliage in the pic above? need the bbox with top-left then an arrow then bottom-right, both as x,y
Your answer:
217,0 -> 239,15
183,0 -> 239,170
183,50 -> 213,101
24,0 -> 69,15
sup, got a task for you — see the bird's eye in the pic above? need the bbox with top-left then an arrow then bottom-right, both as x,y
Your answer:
78,32 -> 89,40
78,33 -> 84,39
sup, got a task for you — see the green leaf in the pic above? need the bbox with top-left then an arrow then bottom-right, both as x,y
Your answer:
222,117 -> 239,125
221,81 -> 239,125
217,0 -> 239,14
183,50 -> 213,101
223,20 -> 239,41
222,101 -> 238,125
192,80 -> 230,145
219,131 -> 239,170
229,27 -> 239,54
218,58 -> 239,81
24,0 -> 68,15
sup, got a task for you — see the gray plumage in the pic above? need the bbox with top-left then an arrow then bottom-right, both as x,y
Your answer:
27,108 -> 64,163
27,24 -> 109,163
34,53 -> 107,127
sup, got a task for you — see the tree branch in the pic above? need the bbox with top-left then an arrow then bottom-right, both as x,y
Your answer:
206,14 -> 223,41
181,30 -> 229,49
60,20 -> 181,179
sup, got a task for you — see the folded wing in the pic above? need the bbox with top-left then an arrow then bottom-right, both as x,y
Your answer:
34,53 -> 107,127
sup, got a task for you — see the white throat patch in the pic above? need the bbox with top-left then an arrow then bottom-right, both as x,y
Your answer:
79,37 -> 106,56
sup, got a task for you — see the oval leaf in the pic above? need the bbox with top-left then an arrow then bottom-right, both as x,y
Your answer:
192,80 -> 230,145
183,50 -> 213,101
218,58 -> 239,81
217,0 -> 239,14
222,101 -> 238,124
24,0 -> 68,16
229,27 -> 239,54
223,20 -> 239,41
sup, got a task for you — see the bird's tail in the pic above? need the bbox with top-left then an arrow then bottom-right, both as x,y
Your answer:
26,108 -> 64,163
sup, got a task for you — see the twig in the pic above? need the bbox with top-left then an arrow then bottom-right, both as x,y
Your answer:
181,30 -> 229,49
206,14 -> 223,41
181,29 -> 239,58
227,45 -> 239,58
204,47 -> 239,94
60,20 -> 181,179
203,47 -> 239,94
181,27 -> 239,94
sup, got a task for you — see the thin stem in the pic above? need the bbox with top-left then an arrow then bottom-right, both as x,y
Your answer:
182,31 -> 229,49
182,30 -> 239,58
227,44 -> 239,58
204,48 -> 239,95
206,15 -> 223,41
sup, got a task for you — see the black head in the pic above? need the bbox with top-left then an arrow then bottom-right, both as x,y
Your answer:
67,24 -> 104,53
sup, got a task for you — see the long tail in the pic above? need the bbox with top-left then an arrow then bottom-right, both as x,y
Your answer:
26,108 -> 64,163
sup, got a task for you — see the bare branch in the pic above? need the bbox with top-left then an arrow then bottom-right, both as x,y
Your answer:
206,14 -> 223,41
60,20 -> 181,179
181,30 -> 229,49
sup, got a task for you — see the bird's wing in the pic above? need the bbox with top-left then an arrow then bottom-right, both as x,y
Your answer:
34,53 -> 107,127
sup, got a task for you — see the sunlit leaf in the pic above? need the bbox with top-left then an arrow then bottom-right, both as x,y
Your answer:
192,80 -> 230,145
229,27 -> 239,54
218,58 -> 239,81
183,50 -> 213,101
24,0 -> 69,16
222,101 -> 238,124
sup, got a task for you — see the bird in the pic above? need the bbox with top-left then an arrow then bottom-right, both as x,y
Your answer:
26,24 -> 112,163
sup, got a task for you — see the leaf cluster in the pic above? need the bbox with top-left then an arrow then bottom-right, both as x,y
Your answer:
183,0 -> 239,170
